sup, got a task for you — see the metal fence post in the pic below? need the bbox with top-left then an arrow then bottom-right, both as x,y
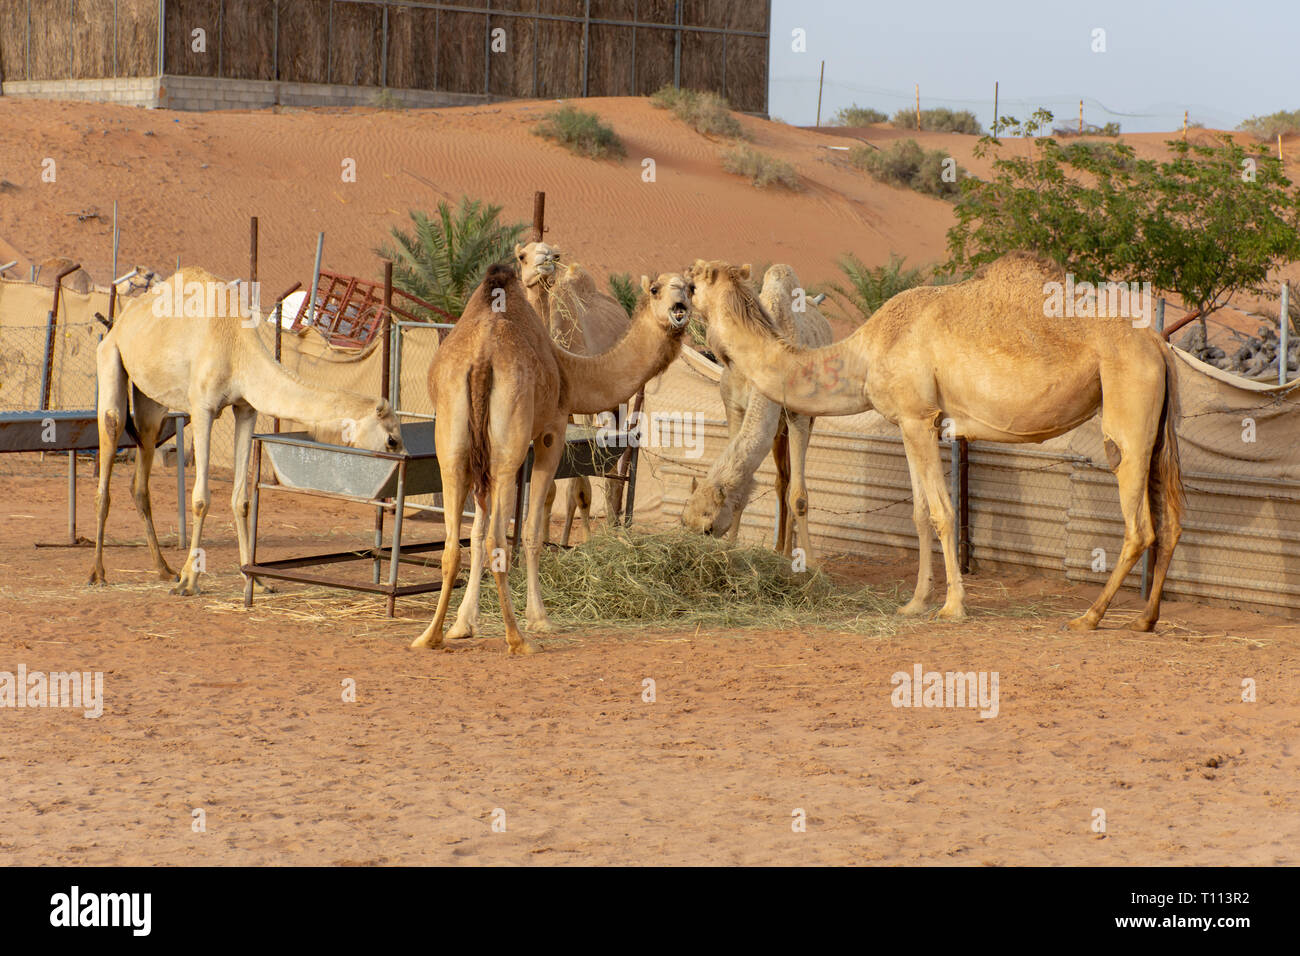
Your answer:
1280,282 -> 1290,386
1155,296 -> 1165,334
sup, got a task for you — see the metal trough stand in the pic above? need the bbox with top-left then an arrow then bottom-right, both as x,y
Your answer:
0,409 -> 188,548
241,420 -> 634,618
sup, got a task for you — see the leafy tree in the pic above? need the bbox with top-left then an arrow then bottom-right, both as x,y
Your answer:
947,109 -> 1300,336
376,197 -> 528,317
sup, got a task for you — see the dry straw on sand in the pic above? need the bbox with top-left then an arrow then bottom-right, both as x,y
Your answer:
480,529 -> 901,634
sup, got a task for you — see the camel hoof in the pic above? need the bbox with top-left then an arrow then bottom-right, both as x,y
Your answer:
508,640 -> 540,656
87,572 -> 107,587
1121,617 -> 1156,633
446,623 -> 476,641
157,567 -> 179,582
897,599 -> 928,617
936,606 -> 966,622
527,618 -> 559,635
1062,615 -> 1096,632
252,579 -> 277,595
170,582 -> 201,597
410,632 -> 444,650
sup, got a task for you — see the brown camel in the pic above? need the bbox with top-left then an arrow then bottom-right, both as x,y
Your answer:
90,267 -> 404,595
412,264 -> 691,654
686,253 -> 1184,631
681,264 -> 832,564
516,241 -> 632,542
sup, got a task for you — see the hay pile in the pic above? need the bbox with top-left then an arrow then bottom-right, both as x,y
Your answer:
481,529 -> 901,634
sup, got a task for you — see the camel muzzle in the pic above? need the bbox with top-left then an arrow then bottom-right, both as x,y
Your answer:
668,304 -> 689,327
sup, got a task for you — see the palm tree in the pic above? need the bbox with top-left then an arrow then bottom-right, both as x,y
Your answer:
826,252 -> 930,322
376,197 -> 528,318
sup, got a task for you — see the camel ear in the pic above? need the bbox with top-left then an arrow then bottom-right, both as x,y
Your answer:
738,263 -> 752,280
640,275 -> 652,295
514,243 -> 524,258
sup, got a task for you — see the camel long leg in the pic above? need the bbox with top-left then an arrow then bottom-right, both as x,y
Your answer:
561,476 -> 591,547
897,447 -> 934,616
412,461 -> 470,649
173,407 -> 215,596
486,468 -> 534,655
229,402 -> 271,594
524,425 -> 566,635
128,389 -> 177,581
1066,450 -> 1154,631
89,344 -> 129,586
900,419 -> 964,620
1129,487 -> 1181,631
772,422 -> 792,556
446,495 -> 487,641
788,414 -> 816,568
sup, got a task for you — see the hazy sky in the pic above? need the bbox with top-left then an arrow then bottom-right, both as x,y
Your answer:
768,0 -> 1297,133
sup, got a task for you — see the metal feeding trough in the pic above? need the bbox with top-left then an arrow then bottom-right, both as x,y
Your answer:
242,419 -> 639,616
0,409 -> 188,548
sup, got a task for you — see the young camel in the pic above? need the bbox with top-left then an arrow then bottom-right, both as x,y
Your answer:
90,268 -> 404,595
681,264 -> 832,564
411,265 -> 690,654
516,241 -> 632,543
687,253 -> 1184,632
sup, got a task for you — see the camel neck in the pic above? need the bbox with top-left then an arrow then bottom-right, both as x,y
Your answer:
553,304 -> 680,415
238,330 -> 373,428
711,289 -> 873,417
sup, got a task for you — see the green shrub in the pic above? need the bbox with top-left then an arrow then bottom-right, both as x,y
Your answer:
849,139 -> 966,200
651,85 -> 745,138
891,107 -> 983,135
534,104 -> 626,159
831,104 -> 887,126
1238,109 -> 1300,141
721,145 -> 799,189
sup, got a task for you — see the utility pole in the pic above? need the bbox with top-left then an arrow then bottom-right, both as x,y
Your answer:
815,59 -> 824,127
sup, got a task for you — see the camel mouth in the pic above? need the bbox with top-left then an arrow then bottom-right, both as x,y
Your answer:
668,304 -> 689,326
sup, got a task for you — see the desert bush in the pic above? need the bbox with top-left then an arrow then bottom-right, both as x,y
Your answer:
721,145 -> 799,189
650,85 -> 745,138
891,107 -> 983,135
534,104 -> 626,159
376,197 -> 528,317
849,139 -> 966,200
831,104 -> 888,126
1238,109 -> 1300,141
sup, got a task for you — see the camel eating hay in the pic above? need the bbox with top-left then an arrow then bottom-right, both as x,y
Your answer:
681,264 -> 832,564
89,267 -> 404,595
687,252 -> 1184,632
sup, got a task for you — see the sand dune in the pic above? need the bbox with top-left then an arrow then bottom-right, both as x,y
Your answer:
0,96 -> 1293,339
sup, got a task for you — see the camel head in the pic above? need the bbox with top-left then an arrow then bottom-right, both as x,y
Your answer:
638,272 -> 693,334
685,259 -> 777,353
313,398 -> 405,455
515,241 -> 562,289
680,475 -> 734,537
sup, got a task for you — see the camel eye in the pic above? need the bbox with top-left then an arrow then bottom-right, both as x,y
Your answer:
650,285 -> 659,295
687,283 -> 696,296
387,436 -> 398,450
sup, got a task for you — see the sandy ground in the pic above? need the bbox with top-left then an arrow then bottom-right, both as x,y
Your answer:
0,454 -> 1296,866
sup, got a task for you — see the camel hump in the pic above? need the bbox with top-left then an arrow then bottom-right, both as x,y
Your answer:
483,263 -> 515,290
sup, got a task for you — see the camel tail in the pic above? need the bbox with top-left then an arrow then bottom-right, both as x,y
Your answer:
466,363 -> 493,498
1149,345 -> 1185,536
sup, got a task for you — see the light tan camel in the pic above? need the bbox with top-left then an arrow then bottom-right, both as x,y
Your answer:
687,253 -> 1184,631
681,264 -> 832,564
516,241 -> 632,543
411,264 -> 690,654
89,268 -> 404,595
